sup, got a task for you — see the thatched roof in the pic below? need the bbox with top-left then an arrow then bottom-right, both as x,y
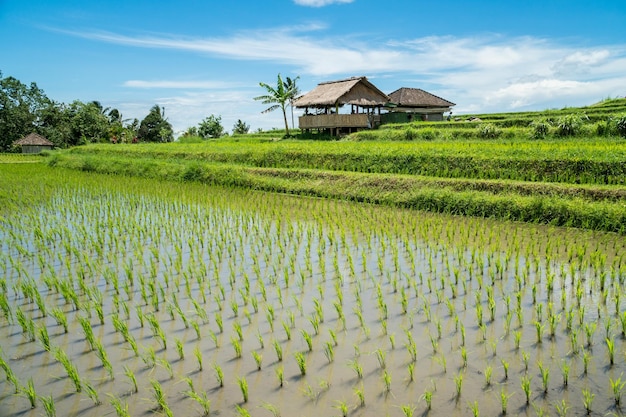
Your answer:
294,76 -> 389,108
388,88 -> 455,108
13,133 -> 54,146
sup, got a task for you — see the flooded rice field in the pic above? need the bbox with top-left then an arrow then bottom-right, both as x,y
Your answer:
1,172 -> 625,417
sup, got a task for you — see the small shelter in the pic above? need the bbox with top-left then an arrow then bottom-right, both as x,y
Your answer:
294,76 -> 390,135
383,88 -> 455,123
13,133 -> 54,154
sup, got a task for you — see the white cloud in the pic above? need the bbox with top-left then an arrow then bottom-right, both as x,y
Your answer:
58,25 -> 626,128
294,0 -> 354,6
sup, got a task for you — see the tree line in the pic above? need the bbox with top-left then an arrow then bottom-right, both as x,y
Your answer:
1,71 -> 300,151
0,71 -> 180,151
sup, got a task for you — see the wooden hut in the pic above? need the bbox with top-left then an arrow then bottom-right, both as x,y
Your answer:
294,76 -> 389,136
13,133 -> 54,154
383,88 -> 455,123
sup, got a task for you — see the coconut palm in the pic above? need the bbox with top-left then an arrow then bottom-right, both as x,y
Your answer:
254,74 -> 299,137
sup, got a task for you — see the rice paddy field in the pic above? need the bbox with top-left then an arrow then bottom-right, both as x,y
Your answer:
1,163 -> 626,417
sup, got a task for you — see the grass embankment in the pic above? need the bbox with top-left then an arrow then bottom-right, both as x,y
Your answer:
47,135 -> 626,233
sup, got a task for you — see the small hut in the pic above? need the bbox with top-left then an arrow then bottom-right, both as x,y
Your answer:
294,76 -> 390,136
383,88 -> 455,123
13,133 -> 54,154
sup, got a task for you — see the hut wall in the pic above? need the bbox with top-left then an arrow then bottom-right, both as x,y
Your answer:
299,114 -> 370,129
22,145 -> 52,154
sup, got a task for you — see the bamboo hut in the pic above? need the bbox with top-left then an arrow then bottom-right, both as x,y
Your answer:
294,76 -> 389,136
13,133 -> 54,154
383,88 -> 455,123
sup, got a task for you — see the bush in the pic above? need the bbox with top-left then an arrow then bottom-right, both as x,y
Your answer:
615,114 -> 626,137
404,127 -> 418,141
555,114 -> 582,137
477,123 -> 501,139
418,128 -> 438,141
530,120 -> 551,140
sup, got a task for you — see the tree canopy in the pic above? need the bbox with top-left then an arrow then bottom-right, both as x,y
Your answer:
138,105 -> 173,142
254,73 -> 299,137
198,114 -> 224,139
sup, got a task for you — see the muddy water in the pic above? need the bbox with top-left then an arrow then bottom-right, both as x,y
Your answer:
0,177 -> 625,417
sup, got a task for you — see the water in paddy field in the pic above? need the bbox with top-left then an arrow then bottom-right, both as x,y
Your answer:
0,179 -> 625,417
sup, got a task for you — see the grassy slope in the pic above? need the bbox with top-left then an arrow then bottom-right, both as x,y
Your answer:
45,100 -> 626,233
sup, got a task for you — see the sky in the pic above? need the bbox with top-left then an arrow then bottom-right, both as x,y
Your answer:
2,0 -> 626,135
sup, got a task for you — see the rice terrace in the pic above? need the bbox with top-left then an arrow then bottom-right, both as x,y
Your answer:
2,99 -> 626,417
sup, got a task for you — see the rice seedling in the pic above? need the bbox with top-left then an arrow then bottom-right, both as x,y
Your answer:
606,337 -> 615,366
374,348 -> 386,369
554,399 -> 569,417
281,320 -> 292,340
610,374 -> 626,405
53,347 -> 81,392
334,400 -> 349,417
82,379 -> 101,405
186,390 -> 211,416
272,365 -> 284,388
271,338 -> 283,362
582,348 -> 591,374
301,329 -> 313,352
109,394 -> 131,417
500,388 -> 512,415
142,346 -> 157,369
231,336 -> 243,358
484,365 -> 492,386
235,405 -> 251,417
560,360 -> 570,387
501,359 -> 509,380
150,379 -> 170,413
157,356 -> 174,379
20,378 -> 37,408
324,341 -> 334,363
407,362 -> 415,382
237,376 -> 249,402
212,363 -> 224,387
123,365 -> 138,393
191,319 -> 201,340
294,352 -> 307,376
383,370 -> 392,393
40,394 -> 56,417
538,361 -> 550,393
454,372 -> 463,399
348,358 -> 363,379
582,388 -> 594,414
521,350 -> 530,372
194,346 -> 203,371
174,338 -> 184,360
94,340 -> 114,379
252,350 -> 262,370
421,387 -> 433,410
521,375 -> 532,404
37,324 -> 51,352
468,400 -> 479,417
50,308 -> 68,333
354,384 -> 365,407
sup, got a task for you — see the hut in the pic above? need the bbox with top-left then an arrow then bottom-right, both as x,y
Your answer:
13,133 -> 54,154
294,76 -> 389,136
383,88 -> 455,123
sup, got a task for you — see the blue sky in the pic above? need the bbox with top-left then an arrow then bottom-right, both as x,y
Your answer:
2,0 -> 626,135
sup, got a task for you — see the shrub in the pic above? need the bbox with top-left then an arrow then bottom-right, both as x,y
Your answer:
404,127 -> 418,141
478,123 -> 502,139
615,114 -> 626,137
530,120 -> 551,139
418,128 -> 438,141
555,114 -> 582,136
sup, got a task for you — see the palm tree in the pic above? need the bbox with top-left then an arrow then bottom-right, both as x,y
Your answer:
283,76 -> 300,131
254,74 -> 299,137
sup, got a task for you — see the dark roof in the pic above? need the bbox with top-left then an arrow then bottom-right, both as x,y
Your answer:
13,133 -> 54,146
294,76 -> 389,108
388,88 -> 455,108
